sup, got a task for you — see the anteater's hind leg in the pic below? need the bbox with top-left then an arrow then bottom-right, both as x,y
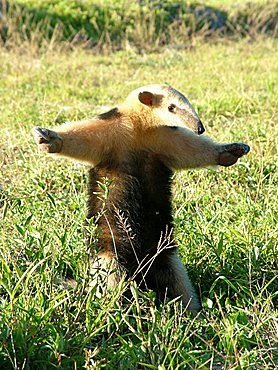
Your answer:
150,251 -> 200,316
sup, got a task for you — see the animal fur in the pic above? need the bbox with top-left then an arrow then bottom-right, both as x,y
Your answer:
33,84 -> 250,315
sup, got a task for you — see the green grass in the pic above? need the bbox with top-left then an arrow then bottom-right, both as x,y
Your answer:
0,38 -> 277,369
1,0 -> 278,51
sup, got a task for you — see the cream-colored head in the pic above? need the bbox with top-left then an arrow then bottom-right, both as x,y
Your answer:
123,84 -> 205,135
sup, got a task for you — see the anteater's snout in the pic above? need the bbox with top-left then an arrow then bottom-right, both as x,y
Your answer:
197,120 -> 205,135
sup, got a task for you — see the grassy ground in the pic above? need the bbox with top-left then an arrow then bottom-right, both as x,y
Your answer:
0,38 -> 277,369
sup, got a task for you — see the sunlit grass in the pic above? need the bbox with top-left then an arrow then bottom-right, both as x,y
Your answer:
0,38 -> 277,369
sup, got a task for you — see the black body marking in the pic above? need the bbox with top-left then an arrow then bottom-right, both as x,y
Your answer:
97,107 -> 121,120
87,152 -> 177,292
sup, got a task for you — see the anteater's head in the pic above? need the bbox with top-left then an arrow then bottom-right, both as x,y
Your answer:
124,84 -> 205,135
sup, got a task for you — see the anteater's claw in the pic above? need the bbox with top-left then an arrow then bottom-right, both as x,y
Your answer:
33,127 -> 51,141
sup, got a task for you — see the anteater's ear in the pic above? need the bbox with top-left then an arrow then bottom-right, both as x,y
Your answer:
138,91 -> 163,107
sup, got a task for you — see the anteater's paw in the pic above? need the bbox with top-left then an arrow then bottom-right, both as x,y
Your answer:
33,127 -> 62,153
219,143 -> 250,167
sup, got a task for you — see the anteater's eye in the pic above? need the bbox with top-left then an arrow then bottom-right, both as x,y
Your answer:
168,104 -> 176,112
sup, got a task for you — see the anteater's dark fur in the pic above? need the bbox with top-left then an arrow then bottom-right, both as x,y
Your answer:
87,152 -> 179,299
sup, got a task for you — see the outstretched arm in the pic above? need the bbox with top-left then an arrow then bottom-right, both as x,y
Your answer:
33,119 -> 115,165
145,126 -> 250,169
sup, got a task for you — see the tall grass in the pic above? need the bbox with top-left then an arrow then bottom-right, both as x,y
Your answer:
1,0 -> 278,52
